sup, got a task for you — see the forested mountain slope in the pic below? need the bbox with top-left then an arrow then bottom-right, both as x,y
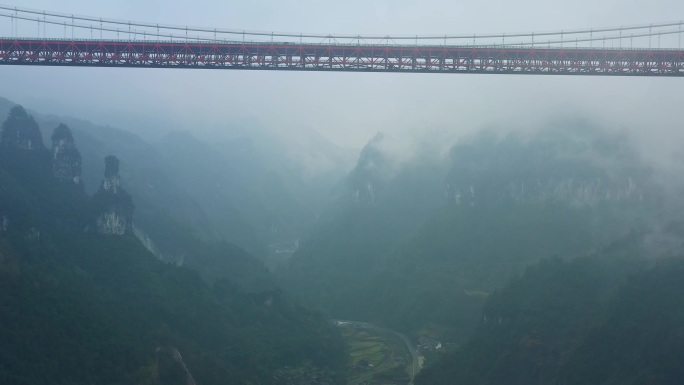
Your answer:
277,133 -> 448,309
281,125 -> 663,343
0,105 -> 348,385
417,229 -> 684,385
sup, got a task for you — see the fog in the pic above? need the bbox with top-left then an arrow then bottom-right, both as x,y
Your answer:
4,2 -> 684,383
4,0 -> 684,228
2,0 -> 684,154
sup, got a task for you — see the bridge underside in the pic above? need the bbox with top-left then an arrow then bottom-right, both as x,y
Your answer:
1,39 -> 684,76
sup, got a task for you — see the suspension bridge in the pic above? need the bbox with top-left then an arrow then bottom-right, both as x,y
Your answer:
1,5 -> 684,76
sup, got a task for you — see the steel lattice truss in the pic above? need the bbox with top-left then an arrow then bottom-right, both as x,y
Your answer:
2,39 -> 684,76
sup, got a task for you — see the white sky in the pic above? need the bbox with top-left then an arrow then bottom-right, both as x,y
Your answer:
1,0 -> 684,151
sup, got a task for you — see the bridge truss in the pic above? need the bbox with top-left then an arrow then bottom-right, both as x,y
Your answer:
2,39 -> 684,76
1,5 -> 684,76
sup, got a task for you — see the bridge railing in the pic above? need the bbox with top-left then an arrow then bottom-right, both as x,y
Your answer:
1,36 -> 684,52
1,5 -> 684,51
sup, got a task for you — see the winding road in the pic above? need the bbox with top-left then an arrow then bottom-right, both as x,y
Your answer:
335,320 -> 419,384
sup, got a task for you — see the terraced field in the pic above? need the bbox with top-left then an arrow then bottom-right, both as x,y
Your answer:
337,322 -> 413,385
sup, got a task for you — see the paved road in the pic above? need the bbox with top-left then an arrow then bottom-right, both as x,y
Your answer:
335,320 -> 419,384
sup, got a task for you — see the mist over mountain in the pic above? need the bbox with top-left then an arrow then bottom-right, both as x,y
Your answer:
417,227 -> 684,384
279,120 -> 672,343
0,103 -> 348,384
276,132 -> 448,308
0,96 -> 353,262
156,128 -> 339,260
3,85 -> 684,385
0,97 -> 220,253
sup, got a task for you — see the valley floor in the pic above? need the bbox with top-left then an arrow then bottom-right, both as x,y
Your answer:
335,320 -> 417,385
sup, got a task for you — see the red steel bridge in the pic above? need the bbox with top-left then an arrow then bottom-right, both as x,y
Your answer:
1,5 -> 684,76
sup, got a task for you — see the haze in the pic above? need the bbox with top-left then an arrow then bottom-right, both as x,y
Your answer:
2,0 -> 684,157
4,1 -> 684,384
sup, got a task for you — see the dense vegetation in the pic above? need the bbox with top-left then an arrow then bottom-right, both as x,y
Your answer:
4,94 -> 684,385
277,133 -> 446,311
331,201 -> 626,339
0,106 -> 348,384
0,232 -> 348,384
417,231 -> 684,385
279,127 -> 659,342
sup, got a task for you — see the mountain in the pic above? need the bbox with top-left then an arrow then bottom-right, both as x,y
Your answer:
277,132 -> 448,309
0,104 -> 44,150
156,131 -> 295,258
339,126 -> 660,338
278,123 -> 663,347
417,227 -> 684,385
0,97 -> 278,260
0,96 -> 354,262
0,106 -> 348,384
51,123 -> 84,188
156,120 -> 354,265
92,155 -> 135,235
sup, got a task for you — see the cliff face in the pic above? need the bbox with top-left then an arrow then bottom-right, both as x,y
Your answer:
445,129 -> 652,207
93,156 -> 134,235
0,105 -> 45,150
0,105 -> 51,235
0,104 -> 136,236
51,124 -> 83,188
348,133 -> 388,205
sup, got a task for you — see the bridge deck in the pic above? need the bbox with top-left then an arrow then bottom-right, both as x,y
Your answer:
1,38 -> 683,76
